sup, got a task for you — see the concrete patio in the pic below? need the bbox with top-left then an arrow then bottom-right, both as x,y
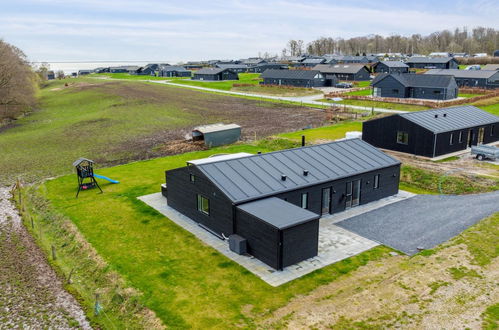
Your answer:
138,191 -> 415,286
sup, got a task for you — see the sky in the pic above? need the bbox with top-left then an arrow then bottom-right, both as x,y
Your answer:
0,0 -> 498,63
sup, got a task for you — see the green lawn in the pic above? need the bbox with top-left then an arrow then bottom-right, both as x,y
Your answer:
321,98 -> 430,111
231,84 -> 322,97
345,88 -> 372,96
469,96 -> 499,116
352,81 -> 371,87
458,93 -> 485,98
40,140 -> 391,328
172,73 -> 261,91
277,121 -> 362,142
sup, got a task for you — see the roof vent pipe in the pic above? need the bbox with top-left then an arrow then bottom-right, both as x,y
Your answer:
443,113 -> 447,117
434,114 -> 438,118
301,135 -> 306,147
281,175 -> 287,181
257,151 -> 261,154
303,170 -> 309,176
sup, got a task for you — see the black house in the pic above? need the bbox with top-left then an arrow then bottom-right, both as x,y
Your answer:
425,69 -> 499,89
405,57 -> 459,69
362,105 -> 499,158
192,68 -> 239,81
260,69 -> 327,87
164,139 -> 401,270
247,63 -> 288,73
158,66 -> 191,77
371,73 -> 458,100
374,61 -> 409,74
313,64 -> 371,81
215,63 -> 248,73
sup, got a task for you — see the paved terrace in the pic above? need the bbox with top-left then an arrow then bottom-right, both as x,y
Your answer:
138,191 -> 414,286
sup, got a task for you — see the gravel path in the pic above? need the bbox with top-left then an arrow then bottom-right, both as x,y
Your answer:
337,191 -> 499,255
0,187 -> 91,329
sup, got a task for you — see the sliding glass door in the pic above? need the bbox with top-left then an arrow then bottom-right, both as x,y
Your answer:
345,180 -> 361,209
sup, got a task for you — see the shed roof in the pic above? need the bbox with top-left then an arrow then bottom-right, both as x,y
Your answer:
195,139 -> 400,203
302,58 -> 326,64
72,157 -> 93,166
216,63 -> 248,69
312,64 -> 367,74
192,123 -> 241,134
237,197 -> 319,230
400,105 -> 499,133
160,66 -> 190,72
372,73 -> 455,88
261,69 -> 322,80
406,57 -> 455,64
424,69 -> 499,79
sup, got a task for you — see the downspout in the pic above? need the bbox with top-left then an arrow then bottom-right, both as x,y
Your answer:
432,133 -> 437,158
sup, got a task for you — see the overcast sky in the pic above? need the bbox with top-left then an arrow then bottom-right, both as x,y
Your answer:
1,0 -> 497,63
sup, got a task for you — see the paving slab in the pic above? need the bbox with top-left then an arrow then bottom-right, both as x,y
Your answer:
336,191 -> 499,255
138,193 -> 413,286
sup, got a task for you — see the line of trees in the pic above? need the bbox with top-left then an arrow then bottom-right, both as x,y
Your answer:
282,27 -> 498,57
0,40 -> 38,122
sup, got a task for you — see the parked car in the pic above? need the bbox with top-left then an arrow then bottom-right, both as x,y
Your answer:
464,65 -> 481,70
335,82 -> 353,88
471,145 -> 499,161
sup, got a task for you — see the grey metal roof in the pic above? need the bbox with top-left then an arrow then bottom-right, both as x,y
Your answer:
237,197 -> 319,230
400,105 -> 499,133
424,69 -> 499,79
378,61 -> 409,68
372,73 -> 455,88
216,63 -> 248,69
72,157 -> 93,166
194,68 -> 234,75
195,139 -> 400,203
160,66 -> 190,72
406,57 -> 455,64
192,123 -> 241,134
261,69 -> 322,80
313,64 -> 367,74
302,58 -> 326,64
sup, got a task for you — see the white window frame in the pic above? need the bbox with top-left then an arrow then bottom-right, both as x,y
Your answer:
301,193 -> 308,209
196,194 -> 210,215
374,174 -> 380,189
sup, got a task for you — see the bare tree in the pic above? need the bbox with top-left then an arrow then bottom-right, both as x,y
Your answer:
56,70 -> 65,79
0,40 -> 37,121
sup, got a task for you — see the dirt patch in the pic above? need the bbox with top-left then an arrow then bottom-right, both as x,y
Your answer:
0,187 -> 91,329
260,244 -> 498,329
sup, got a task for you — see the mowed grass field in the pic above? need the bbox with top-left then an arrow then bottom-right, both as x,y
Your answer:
40,141 -> 391,328
170,72 -> 261,90
0,78 -> 327,184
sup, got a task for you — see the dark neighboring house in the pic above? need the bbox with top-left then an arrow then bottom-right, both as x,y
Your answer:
192,68 -> 239,81
109,67 -> 128,73
341,55 -> 369,63
184,62 -> 204,70
46,71 -> 55,80
77,70 -> 92,76
163,139 -> 401,270
247,63 -> 288,73
94,67 -> 110,73
374,61 -> 409,74
482,64 -> 499,71
300,58 -> 326,67
260,69 -> 327,87
313,64 -> 371,81
136,63 -> 160,75
158,66 -> 191,77
241,58 -> 267,65
215,63 -> 248,73
371,73 -> 458,100
363,105 -> 499,158
405,57 -> 459,69
425,69 -> 499,89
494,50 -> 499,57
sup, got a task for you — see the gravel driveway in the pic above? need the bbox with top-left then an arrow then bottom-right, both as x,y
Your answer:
336,191 -> 499,255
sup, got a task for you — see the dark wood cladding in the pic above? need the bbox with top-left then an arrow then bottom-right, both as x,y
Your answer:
363,116 -> 499,157
234,208 -> 280,269
281,221 -> 319,268
274,165 -> 401,216
165,166 -> 234,236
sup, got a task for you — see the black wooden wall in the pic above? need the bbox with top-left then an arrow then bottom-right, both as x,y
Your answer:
434,123 -> 499,157
363,116 -> 435,157
281,220 -> 319,268
165,166 -> 235,237
234,208 -> 280,269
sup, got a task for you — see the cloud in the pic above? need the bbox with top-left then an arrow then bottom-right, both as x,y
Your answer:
0,0 -> 496,62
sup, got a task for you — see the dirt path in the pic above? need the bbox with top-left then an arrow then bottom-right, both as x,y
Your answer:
0,187 -> 91,329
